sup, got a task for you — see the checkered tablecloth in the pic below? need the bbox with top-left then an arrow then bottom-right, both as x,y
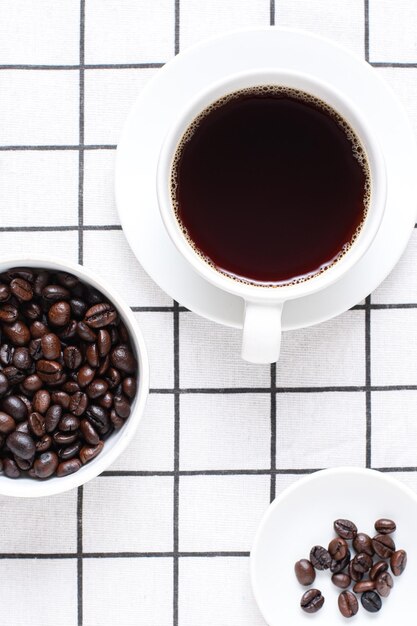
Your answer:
1,1 -> 417,625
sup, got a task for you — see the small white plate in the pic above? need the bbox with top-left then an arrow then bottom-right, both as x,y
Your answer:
251,468 -> 416,625
116,28 -> 417,331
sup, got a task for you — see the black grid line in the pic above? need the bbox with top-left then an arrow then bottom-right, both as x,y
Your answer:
148,384 -> 417,393
372,62 -> 417,68
0,62 -> 165,70
0,550 -> 251,560
0,225 -> 122,232
77,486 -> 84,626
100,468 -> 319,477
173,299 -> 180,626
270,0 -> 275,26
270,363 -> 277,502
364,0 -> 370,62
0,144 -> 117,151
365,295 -> 372,467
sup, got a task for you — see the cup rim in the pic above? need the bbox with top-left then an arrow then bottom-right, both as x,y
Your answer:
157,68 -> 387,303
0,255 -> 149,497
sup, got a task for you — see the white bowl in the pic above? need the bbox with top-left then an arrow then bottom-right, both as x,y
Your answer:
251,467 -> 417,625
0,256 -> 149,497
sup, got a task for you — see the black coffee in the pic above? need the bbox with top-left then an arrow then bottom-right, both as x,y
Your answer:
171,87 -> 370,285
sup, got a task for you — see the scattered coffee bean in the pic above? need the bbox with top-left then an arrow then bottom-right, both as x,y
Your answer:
294,559 -> 316,586
310,546 -> 331,570
334,519 -> 357,540
330,549 -> 351,574
375,571 -> 393,597
361,590 -> 382,613
300,589 -> 324,614
353,532 -> 374,556
352,552 -> 373,574
370,560 -> 388,580
328,537 -> 348,561
348,560 -> 364,583
374,518 -> 396,535
0,268 -> 138,480
353,580 -> 376,593
338,591 -> 358,618
391,549 -> 407,576
372,534 -> 395,559
331,573 -> 351,589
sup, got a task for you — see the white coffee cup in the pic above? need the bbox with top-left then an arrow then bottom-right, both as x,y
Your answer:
157,70 -> 386,364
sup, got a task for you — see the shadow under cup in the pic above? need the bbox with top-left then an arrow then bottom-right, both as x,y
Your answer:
157,71 -> 386,363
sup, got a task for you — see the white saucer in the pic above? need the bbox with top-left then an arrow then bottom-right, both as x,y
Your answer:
116,28 -> 417,331
250,468 -> 417,625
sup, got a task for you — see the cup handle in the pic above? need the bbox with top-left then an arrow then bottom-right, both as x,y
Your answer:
241,300 -> 284,364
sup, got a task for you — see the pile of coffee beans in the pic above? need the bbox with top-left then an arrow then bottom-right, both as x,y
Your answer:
295,518 -> 407,617
0,267 -> 138,479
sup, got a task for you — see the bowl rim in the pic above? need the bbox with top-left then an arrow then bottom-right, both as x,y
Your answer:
0,255 -> 150,497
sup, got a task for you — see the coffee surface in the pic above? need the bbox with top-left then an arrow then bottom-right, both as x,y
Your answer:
172,88 -> 370,285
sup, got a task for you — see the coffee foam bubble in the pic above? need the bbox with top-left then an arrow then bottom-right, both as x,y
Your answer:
170,85 -> 371,288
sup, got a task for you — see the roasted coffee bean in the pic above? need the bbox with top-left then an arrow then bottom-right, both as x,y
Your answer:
85,405 -> 110,434
29,338 -> 42,360
110,344 -> 136,373
310,546 -> 331,571
36,434 -> 52,453
0,303 -> 18,323
334,519 -> 357,540
10,277 -> 33,301
53,431 -> 79,446
36,359 -> 62,383
3,457 -> 20,478
86,343 -> 99,368
328,537 -> 348,561
77,365 -> 96,388
110,408 -> 124,429
391,549 -> 407,576
0,372 -> 8,396
0,283 -> 10,302
375,518 -> 396,535
84,303 -> 117,328
0,343 -> 13,366
42,284 -> 70,301
330,549 -> 351,574
373,534 -> 395,559
70,297 -> 87,319
352,552 -> 373,574
14,454 -> 34,471
15,421 -> 29,434
3,320 -> 30,346
57,319 -> 77,341
30,321 -> 48,339
338,591 -> 358,618
17,394 -> 32,414
58,440 -> 82,460
76,321 -> 96,342
41,333 -> 61,360
122,377 -> 137,399
63,346 -> 82,370
80,418 -> 99,445
353,580 -> 376,593
114,394 -> 131,419
48,300 -> 71,327
331,573 -> 351,589
12,347 -> 32,370
376,571 -> 394,597
370,560 -> 388,580
348,560 -> 363,583
361,591 -> 382,613
63,381 -> 80,394
6,431 -> 35,459
0,412 -> 15,434
97,354 -> 110,376
28,412 -> 46,437
69,391 -> 88,416
33,271 -> 49,297
5,268 -> 35,283
97,329 -> 111,357
59,414 -> 80,432
104,366 -> 120,388
3,366 -> 25,385
352,532 -> 374,556
87,378 -> 108,399
57,272 -> 78,289
45,405 -> 63,433
294,559 -> 316,586
300,589 -> 324,614
1,395 -> 27,421
80,440 -> 103,464
33,451 -> 59,478
32,389 -> 51,414
22,301 -> 41,321
56,458 -> 82,477
85,286 -> 103,305
22,374 -> 42,393
99,392 -> 113,410
51,392 -> 70,409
